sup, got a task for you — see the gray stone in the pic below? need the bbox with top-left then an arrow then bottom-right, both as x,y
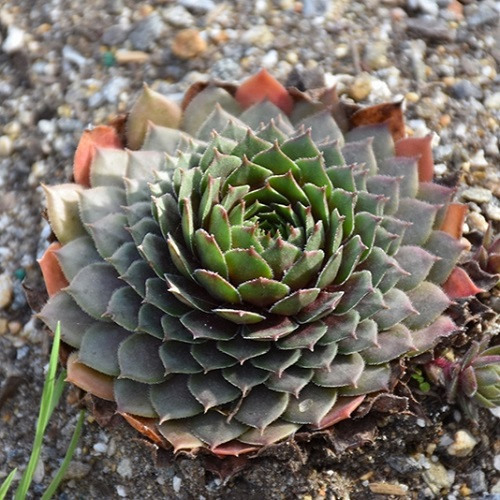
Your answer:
117,458 -> 133,479
406,18 -> 456,42
129,14 -> 164,51
102,25 -> 129,46
210,58 -> 243,81
466,1 -> 499,28
465,469 -> 487,494
178,0 -> 215,14
62,45 -> 87,68
450,80 -> 482,100
386,455 -> 421,474
63,461 -> 92,481
162,6 -> 195,28
101,76 -> 129,104
303,0 -> 331,17
462,187 -> 492,204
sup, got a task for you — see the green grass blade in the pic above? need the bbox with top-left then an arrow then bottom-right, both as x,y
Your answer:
41,410 -> 85,500
0,468 -> 17,500
48,371 -> 67,419
14,322 -> 62,500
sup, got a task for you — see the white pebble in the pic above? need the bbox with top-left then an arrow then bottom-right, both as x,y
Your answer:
173,475 -> 182,493
494,454 -> 500,472
446,430 -> 478,457
0,136 -> 13,156
116,485 -> 127,497
93,442 -> 107,454
33,458 -> 45,484
2,26 -> 26,53
117,458 -> 132,479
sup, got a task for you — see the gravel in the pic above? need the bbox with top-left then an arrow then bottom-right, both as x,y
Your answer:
0,0 -> 498,498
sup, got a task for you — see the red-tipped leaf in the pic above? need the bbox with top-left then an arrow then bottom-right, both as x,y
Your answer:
38,242 -> 69,297
73,125 -> 122,187
235,69 -> 294,114
442,266 -> 483,299
395,134 -> 434,182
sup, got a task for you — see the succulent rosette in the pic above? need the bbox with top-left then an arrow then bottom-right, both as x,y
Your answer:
38,70 -> 484,455
426,338 -> 500,418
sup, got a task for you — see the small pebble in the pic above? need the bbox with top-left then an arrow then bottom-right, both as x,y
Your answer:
33,458 -> 45,484
494,455 -> 500,472
447,430 -> 478,457
171,29 -> 207,59
115,50 -> 150,64
116,485 -> 127,497
63,461 -> 92,481
369,482 -> 409,496
173,476 -> 182,493
0,273 -> 13,309
467,212 -> 488,232
465,469 -> 487,494
2,26 -> 26,53
129,13 -> 164,51
117,458 -> 132,479
348,74 -> 372,101
469,149 -> 488,167
93,442 -> 108,454
162,5 -> 195,28
102,25 -> 129,46
466,1 -> 499,28
485,204 -> 500,222
450,80 -> 482,100
462,187 -> 492,204
178,0 -> 215,14
485,92 -> 500,110
0,136 -> 13,157
423,462 -> 455,494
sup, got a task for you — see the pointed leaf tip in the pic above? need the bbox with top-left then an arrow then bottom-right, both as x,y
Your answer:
38,242 -> 69,296
395,134 -> 434,182
235,69 -> 294,115
442,266 -> 483,300
126,84 -> 182,150
74,125 -> 123,187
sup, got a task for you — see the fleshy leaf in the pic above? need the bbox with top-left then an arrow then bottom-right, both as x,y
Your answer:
239,420 -> 300,446
188,371 -> 241,411
235,69 -> 293,114
43,183 -> 87,244
442,267 -> 483,300
126,84 -> 182,150
440,203 -> 467,240
118,333 -> 166,384
38,242 -> 68,297
74,125 -> 123,187
403,282 -> 451,330
395,134 -> 434,182
151,375 -> 203,423
79,323 -> 131,376
189,411 -> 248,449
65,262 -> 122,319
313,353 -> 365,387
66,352 -> 115,401
235,385 -> 289,430
281,384 -> 337,426
114,379 -> 157,418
